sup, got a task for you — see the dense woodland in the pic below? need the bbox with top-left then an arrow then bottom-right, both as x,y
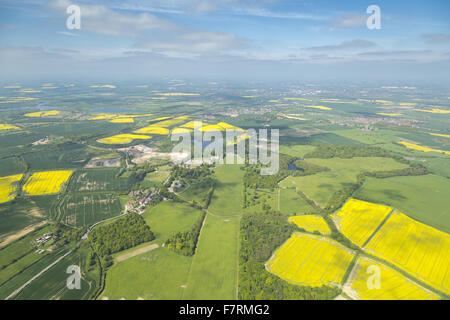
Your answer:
239,211 -> 340,300
304,143 -> 398,159
89,213 -> 155,256
291,159 -> 329,176
166,211 -> 206,256
242,154 -> 294,189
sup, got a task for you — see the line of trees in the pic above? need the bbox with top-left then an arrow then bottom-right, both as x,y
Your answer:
166,211 -> 206,256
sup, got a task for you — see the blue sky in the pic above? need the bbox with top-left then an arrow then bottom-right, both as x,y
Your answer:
0,0 -> 449,82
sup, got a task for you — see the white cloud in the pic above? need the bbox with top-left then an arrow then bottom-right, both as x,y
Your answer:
331,14 -> 366,28
306,39 -> 377,51
136,31 -> 247,57
422,33 -> 450,44
48,0 -> 175,37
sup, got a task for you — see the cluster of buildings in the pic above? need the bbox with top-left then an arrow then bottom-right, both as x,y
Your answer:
35,232 -> 53,245
127,189 -> 159,214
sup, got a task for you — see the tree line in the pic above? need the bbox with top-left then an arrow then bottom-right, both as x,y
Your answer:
166,211 -> 206,256
239,211 -> 340,300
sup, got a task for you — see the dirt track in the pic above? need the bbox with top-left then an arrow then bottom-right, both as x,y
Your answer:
115,243 -> 159,262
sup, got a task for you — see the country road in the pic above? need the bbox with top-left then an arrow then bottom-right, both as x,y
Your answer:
82,204 -> 129,240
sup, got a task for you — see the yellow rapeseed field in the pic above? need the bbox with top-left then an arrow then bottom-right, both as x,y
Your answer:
0,174 -> 23,204
149,116 -> 172,121
398,141 -> 450,155
283,97 -> 312,101
134,127 -> 170,135
217,122 -> 245,131
89,113 -> 152,121
0,124 -> 20,130
332,199 -> 392,247
375,100 -> 394,105
109,118 -> 134,123
304,105 -> 332,111
200,124 -> 224,132
180,121 -> 203,128
98,134 -> 151,144
156,93 -> 200,96
147,116 -> 189,128
377,113 -> 403,117
364,211 -> 450,295
23,171 -> 72,195
89,84 -> 116,88
288,215 -> 331,235
89,113 -> 117,120
171,127 -> 192,134
414,108 -> 450,114
348,257 -> 439,300
266,233 -> 354,287
429,133 -> 450,138
24,110 -> 60,117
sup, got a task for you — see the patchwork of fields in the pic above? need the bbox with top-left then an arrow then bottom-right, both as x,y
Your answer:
68,169 -> 135,192
0,84 -> 448,302
364,211 -> 450,295
52,193 -> 123,228
346,257 -> 439,300
266,233 -> 354,287
332,199 -> 392,247
279,157 -> 408,208
354,174 -> 450,233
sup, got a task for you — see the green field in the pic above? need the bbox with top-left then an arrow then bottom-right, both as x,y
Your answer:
279,157 -> 409,208
101,247 -> 192,300
68,169 -> 135,192
182,214 -> 239,299
422,157 -> 450,178
208,165 -> 243,216
0,225 -> 51,269
0,157 -> 25,176
332,129 -> 401,145
279,187 -> 316,215
244,188 -> 278,213
51,193 -> 123,227
143,201 -> 203,242
140,169 -> 170,188
100,201 -> 204,299
0,247 -> 70,299
13,248 -> 98,300
30,121 -> 129,136
23,143 -> 96,170
354,174 -> 450,233
178,180 -> 214,207
0,199 -> 48,245
279,144 -> 316,158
